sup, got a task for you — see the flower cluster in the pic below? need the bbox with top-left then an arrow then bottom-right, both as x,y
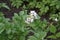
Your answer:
25,10 -> 39,24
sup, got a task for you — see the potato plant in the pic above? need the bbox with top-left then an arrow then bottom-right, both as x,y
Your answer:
0,0 -> 60,40
0,3 -> 10,10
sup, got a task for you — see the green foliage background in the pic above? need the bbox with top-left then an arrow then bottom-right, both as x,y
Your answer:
0,0 -> 60,40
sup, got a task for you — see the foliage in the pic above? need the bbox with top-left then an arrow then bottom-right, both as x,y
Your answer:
0,11 -> 28,40
0,0 -> 60,40
49,24 -> 57,34
10,0 -> 23,8
0,3 -> 10,10
28,31 -> 47,40
0,11 -> 48,40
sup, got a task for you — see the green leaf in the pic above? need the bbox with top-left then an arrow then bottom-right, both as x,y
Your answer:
56,32 -> 60,38
56,5 -> 60,9
0,3 -> 10,10
47,35 -> 57,39
10,0 -> 22,8
28,36 -> 37,40
34,31 -> 47,40
28,1 -> 36,8
49,14 -> 58,20
19,36 -> 25,40
19,11 -> 25,16
0,12 -> 4,17
6,29 -> 11,34
49,24 -> 56,33
41,19 -> 47,29
0,23 -> 5,34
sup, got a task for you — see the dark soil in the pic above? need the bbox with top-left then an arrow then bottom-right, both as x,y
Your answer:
0,0 -> 49,20
0,0 -> 22,19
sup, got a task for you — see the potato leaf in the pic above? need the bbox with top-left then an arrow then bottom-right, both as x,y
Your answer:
56,32 -> 60,38
49,24 -> 56,34
47,35 -> 57,39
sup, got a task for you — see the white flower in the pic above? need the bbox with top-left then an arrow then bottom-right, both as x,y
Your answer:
55,18 -> 58,21
30,10 -> 38,19
25,10 -> 40,24
25,15 -> 34,24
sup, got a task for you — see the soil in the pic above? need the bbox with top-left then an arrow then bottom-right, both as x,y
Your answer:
0,0 -> 22,19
